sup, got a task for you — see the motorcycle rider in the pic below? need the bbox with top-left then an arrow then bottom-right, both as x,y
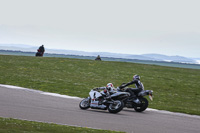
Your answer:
89,83 -> 116,108
118,74 -> 144,104
38,45 -> 45,56
93,83 -> 116,96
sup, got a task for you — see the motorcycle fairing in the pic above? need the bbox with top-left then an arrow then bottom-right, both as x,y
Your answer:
110,92 -> 130,98
89,90 -> 102,99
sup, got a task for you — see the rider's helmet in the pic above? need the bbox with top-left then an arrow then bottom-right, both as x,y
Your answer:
106,83 -> 114,92
133,75 -> 140,80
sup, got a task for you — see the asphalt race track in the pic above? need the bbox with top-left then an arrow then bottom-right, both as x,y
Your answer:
0,85 -> 200,133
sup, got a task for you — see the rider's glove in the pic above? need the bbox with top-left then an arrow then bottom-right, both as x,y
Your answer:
93,88 -> 99,91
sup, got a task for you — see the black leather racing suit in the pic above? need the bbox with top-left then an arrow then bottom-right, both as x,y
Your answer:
119,79 -> 144,98
39,46 -> 45,53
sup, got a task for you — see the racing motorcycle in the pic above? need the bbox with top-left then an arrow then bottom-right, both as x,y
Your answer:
117,85 -> 153,112
79,89 -> 130,113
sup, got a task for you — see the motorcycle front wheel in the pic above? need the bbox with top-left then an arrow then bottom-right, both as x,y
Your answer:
108,100 -> 124,113
134,97 -> 148,112
79,97 -> 90,109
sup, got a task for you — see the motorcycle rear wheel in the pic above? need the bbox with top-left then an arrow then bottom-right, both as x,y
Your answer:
79,97 -> 90,109
134,97 -> 148,112
35,52 -> 42,57
108,100 -> 124,113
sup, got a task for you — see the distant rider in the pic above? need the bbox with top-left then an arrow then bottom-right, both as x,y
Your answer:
118,74 -> 144,104
38,45 -> 45,56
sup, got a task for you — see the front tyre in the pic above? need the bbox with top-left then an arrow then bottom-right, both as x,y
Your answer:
108,100 -> 124,113
134,97 -> 148,112
79,97 -> 90,110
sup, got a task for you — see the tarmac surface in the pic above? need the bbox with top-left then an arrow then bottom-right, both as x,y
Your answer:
0,85 -> 200,133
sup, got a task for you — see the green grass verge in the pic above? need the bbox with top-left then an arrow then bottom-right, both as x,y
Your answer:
1,50 -> 200,69
0,117 -> 123,133
0,55 -> 200,115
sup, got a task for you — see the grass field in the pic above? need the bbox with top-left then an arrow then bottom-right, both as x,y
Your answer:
0,55 -> 200,115
0,117 -> 123,133
1,50 -> 200,69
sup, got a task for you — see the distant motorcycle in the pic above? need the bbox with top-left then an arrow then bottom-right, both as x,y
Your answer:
118,84 -> 153,112
35,49 -> 43,57
79,89 -> 130,113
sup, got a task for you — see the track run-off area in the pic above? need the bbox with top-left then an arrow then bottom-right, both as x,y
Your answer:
0,84 -> 200,133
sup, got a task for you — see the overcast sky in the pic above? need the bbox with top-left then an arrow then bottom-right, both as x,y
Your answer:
0,0 -> 200,58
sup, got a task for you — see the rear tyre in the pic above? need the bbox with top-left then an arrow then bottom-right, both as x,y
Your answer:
134,97 -> 148,112
108,100 -> 124,113
79,98 -> 90,109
